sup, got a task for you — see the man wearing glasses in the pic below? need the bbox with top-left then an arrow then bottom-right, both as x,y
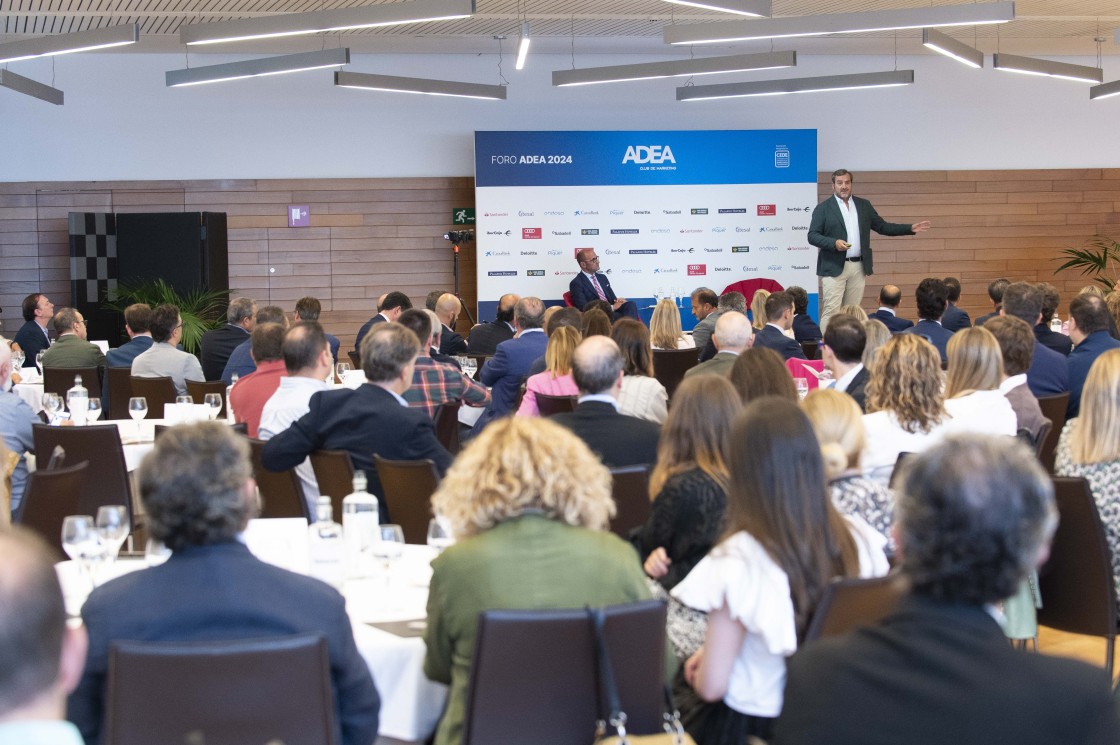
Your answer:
40,308 -> 105,373
131,304 -> 203,396
568,249 -> 639,321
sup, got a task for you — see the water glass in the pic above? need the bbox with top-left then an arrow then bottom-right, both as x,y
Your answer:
176,395 -> 194,405
144,538 -> 173,567
794,377 -> 809,400
96,506 -> 130,561
62,515 -> 107,588
11,350 -> 24,370
426,517 -> 454,553
86,399 -> 102,422
128,397 -> 148,438
204,393 -> 223,420
373,524 -> 406,580
43,393 -> 63,420
35,350 -> 45,371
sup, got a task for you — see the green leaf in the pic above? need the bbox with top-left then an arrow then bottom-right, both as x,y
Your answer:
102,279 -> 232,356
1054,235 -> 1120,290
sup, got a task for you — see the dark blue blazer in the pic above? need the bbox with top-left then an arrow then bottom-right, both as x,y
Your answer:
220,339 -> 256,385
475,330 -> 549,432
200,324 -> 250,381
105,335 -> 154,369
569,272 -> 617,309
792,314 -> 822,343
1067,331 -> 1120,417
68,541 -> 380,745
13,320 -> 50,366
754,325 -> 807,361
439,324 -> 468,356
551,401 -> 660,469
262,383 -> 452,521
1028,341 -> 1071,400
941,304 -> 972,333
353,313 -> 388,354
1034,324 -> 1072,356
326,332 -> 341,363
466,320 -> 515,357
974,310 -> 999,328
904,320 -> 954,363
869,309 -> 914,333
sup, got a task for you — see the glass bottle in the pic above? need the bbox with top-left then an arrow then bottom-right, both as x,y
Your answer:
307,496 -> 345,590
342,471 -> 379,578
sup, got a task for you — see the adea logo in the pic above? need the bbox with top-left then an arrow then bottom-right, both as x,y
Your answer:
522,228 -> 542,239
757,204 -> 776,216
688,264 -> 706,276
622,145 -> 676,165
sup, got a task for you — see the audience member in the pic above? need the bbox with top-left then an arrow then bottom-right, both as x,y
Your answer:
41,308 -> 105,372
776,435 -> 1118,745
527,306 -> 583,377
551,336 -> 660,468
1037,283 -> 1073,355
229,323 -> 287,438
686,312 -> 753,379
753,292 -> 807,361
689,288 -> 721,351
1001,281 -> 1070,399
672,398 -> 888,742
294,296 -> 340,363
698,291 -> 748,362
131,304 -> 204,397
434,293 -> 468,356
941,276 -> 972,332
0,344 -> 37,514
788,286 -> 822,343
474,297 -> 549,432
466,293 -> 518,355
0,528 -> 88,744
869,284 -> 913,332
517,326 -> 581,417
424,309 -> 465,369
837,304 -> 869,323
1066,293 -> 1120,418
581,307 -> 613,339
67,422 -> 380,745
975,277 -> 1010,326
943,326 -> 1018,439
423,417 -> 652,745
861,319 -> 890,369
221,305 -> 288,385
903,278 -> 953,363
1080,284 -> 1105,298
749,289 -> 771,331
581,299 -> 614,318
13,293 -> 54,367
985,315 -> 1047,441
424,290 -> 446,312
611,319 -> 668,424
568,249 -> 639,321
728,347 -> 797,405
1106,291 -> 1120,341
354,291 -> 411,354
262,323 -> 452,522
200,297 -> 255,381
105,304 -> 153,368
650,299 -> 695,350
822,314 -> 869,411
397,309 -> 489,417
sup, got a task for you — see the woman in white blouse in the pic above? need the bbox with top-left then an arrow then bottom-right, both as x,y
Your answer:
672,397 -> 889,742
650,298 -> 695,350
942,326 -> 1018,438
612,319 -> 668,424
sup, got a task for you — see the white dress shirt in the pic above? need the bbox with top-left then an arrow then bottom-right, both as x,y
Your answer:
835,195 -> 862,259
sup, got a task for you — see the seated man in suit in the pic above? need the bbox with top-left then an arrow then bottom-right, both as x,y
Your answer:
551,336 -> 659,468
568,249 -> 639,322
467,293 -> 519,356
822,314 -> 869,412
1066,293 -> 1120,419
106,303 -> 154,369
131,304 -> 205,397
753,292 -> 807,361
788,286 -> 822,343
985,315 -> 1047,441
869,284 -> 914,333
473,297 -> 549,433
221,305 -> 288,385
1036,282 -> 1073,356
1000,282 -> 1070,400
941,276 -> 972,332
974,277 -> 1009,328
41,307 -> 105,373
775,434 -> 1119,745
229,323 -> 288,438
434,293 -> 468,357
689,287 -> 721,352
686,311 -> 752,379
68,422 -> 380,745
903,278 -> 954,364
200,297 -> 255,382
13,293 -> 54,368
354,291 -> 412,355
294,296 -> 340,363
0,527 -> 89,745
697,291 -> 747,363
263,323 -> 452,522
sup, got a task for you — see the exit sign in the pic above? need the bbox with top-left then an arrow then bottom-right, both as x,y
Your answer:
452,208 -> 475,225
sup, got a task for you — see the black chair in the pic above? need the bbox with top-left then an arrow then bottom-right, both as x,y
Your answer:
433,400 -> 462,455
186,380 -> 227,417
799,340 -> 819,360
462,600 -> 668,745
1032,417 -> 1053,458
130,376 -> 178,413
347,350 -> 361,369
652,348 -> 700,401
373,455 -> 439,544
15,461 -> 89,558
43,365 -> 102,399
106,367 -> 134,420
310,449 -> 357,522
1037,393 -> 1070,473
1037,476 -> 1117,676
803,573 -> 910,643
247,438 -> 311,521
608,464 -> 652,539
888,451 -> 915,490
32,424 -> 134,529
104,635 -> 336,745
535,393 -> 578,417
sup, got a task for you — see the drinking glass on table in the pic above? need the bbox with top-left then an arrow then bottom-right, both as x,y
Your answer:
35,350 -> 45,372
176,395 -> 194,405
62,515 -> 107,589
427,517 -> 454,554
86,399 -> 102,422
128,397 -> 148,438
372,524 -> 405,582
794,377 -> 809,400
42,393 -> 63,421
203,393 -> 223,420
144,538 -> 172,567
336,362 -> 351,383
11,349 -> 24,370
96,506 -> 130,562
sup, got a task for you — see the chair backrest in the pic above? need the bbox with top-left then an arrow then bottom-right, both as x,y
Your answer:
608,464 -> 652,539
1036,393 -> 1070,473
372,455 -> 439,544
1037,476 -> 1117,674
106,367 -> 134,420
432,401 -> 462,454
652,348 -> 700,400
309,449 -> 356,521
563,291 -> 574,308
347,350 -> 361,369
186,380 -> 227,416
44,366 -> 102,399
15,461 -> 89,558
463,600 -> 667,745
247,438 -> 311,521
888,451 -> 915,490
1033,417 -> 1053,458
31,424 -> 133,526
799,340 -> 819,360
803,573 -> 910,643
720,277 -> 785,299
104,634 -> 336,745
130,376 -> 178,411
535,393 -> 578,417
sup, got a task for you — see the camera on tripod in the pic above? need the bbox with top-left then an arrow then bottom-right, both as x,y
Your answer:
443,230 -> 474,243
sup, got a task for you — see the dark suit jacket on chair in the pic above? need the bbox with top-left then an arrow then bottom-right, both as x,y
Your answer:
439,324 -> 468,356
105,336 -> 154,369
792,314 -> 822,342
1028,340 -> 1071,400
904,320 -> 954,363
808,195 -> 914,279
551,401 -> 660,469
353,313 -> 388,354
754,325 -> 807,361
569,272 -> 617,309
868,309 -> 914,333
13,320 -> 51,366
941,303 -> 971,332
1035,324 -> 1073,356
200,324 -> 250,382
1067,330 -> 1120,417
474,330 -> 549,432
466,320 -> 515,356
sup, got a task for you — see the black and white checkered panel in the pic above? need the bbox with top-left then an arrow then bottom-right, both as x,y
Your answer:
68,212 -> 118,306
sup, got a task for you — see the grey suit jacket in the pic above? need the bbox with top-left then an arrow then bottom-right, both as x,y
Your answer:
684,350 -> 738,379
131,342 -> 204,396
690,311 -> 721,352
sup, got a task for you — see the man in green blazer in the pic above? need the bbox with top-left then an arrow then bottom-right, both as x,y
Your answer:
808,169 -> 931,332
40,307 -> 105,373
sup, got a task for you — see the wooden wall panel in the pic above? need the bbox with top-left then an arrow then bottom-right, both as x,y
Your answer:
2,172 -> 1116,352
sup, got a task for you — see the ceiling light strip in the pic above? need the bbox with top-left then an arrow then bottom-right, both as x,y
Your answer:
553,50 -> 796,87
180,0 -> 475,46
664,1 -> 1014,45
677,69 -> 914,101
992,53 -> 1103,83
0,23 -> 138,65
166,48 -> 350,87
335,70 -> 506,100
1090,80 -> 1120,101
515,22 -> 530,71
0,68 -> 64,104
921,28 -> 983,69
658,0 -> 771,19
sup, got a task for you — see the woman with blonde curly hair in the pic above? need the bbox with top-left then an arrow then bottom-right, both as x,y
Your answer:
749,289 -> 771,331
942,326 -> 1017,437
861,318 -> 890,369
516,325 -> 581,417
650,298 -> 695,350
424,417 -> 652,745
838,304 -> 869,323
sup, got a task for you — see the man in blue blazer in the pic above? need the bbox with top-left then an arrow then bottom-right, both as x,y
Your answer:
568,249 -> 639,321
105,304 -> 154,369
808,169 -> 931,332
68,422 -> 380,745
1066,293 -> 1120,418
903,278 -> 954,364
473,297 -> 549,433
1000,283 -> 1070,399
941,277 -> 972,332
788,286 -> 822,343
869,285 -> 915,333
753,292 -> 808,361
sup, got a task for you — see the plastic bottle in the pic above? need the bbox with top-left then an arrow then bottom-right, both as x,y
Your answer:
226,372 -> 238,423
67,375 -> 89,426
1050,316 -> 1063,334
342,471 -> 379,578
307,496 -> 345,590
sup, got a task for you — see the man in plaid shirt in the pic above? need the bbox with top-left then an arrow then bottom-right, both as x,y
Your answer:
398,309 -> 490,417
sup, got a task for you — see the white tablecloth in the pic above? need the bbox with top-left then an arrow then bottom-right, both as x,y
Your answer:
14,382 -> 44,413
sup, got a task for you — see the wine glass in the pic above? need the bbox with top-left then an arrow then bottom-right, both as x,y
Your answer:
794,377 -> 809,400
336,362 -> 351,383
62,515 -> 107,589
96,506 -> 130,563
204,393 -> 223,420
86,399 -> 102,422
35,350 -> 45,372
373,524 -> 405,583
426,517 -> 454,554
144,538 -> 172,567
42,393 -> 63,421
11,349 -> 24,370
128,397 -> 148,438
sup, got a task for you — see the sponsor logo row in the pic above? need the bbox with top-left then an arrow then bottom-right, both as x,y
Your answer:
487,263 -> 809,278
486,226 -> 809,237
484,245 -> 807,257
482,206 -> 813,218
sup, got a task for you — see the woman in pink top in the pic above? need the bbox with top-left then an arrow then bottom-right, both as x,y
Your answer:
517,326 -> 582,417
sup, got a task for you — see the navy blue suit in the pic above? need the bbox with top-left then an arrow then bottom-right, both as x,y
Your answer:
1028,341 -> 1070,400
105,335 -> 154,369
551,401 -> 660,469
941,303 -> 972,333
1035,324 -> 1072,356
792,314 -> 822,343
439,324 -> 468,356
1067,331 -> 1120,418
262,383 -> 452,521
326,332 -> 341,363
754,324 -> 807,361
869,309 -> 914,333
200,324 -> 249,381
568,273 -> 639,320
68,541 -> 380,745
220,339 -> 256,385
474,330 -> 549,432
904,320 -> 954,363
353,313 -> 388,354
13,320 -> 50,366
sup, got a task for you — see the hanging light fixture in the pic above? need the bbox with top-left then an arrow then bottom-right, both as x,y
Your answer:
656,0 -> 770,18
516,22 -> 531,71
677,69 -> 914,101
553,51 -> 795,87
922,28 -> 983,68
1090,80 -> 1120,100
335,71 -> 507,99
993,53 -> 1103,83
0,24 -> 139,65
166,48 -> 350,87
0,68 -> 64,104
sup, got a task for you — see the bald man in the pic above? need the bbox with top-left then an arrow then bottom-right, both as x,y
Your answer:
434,293 -> 468,356
870,284 -> 915,333
569,249 -> 639,321
468,294 -> 519,356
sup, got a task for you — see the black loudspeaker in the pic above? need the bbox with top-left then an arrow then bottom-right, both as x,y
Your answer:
115,212 -> 228,297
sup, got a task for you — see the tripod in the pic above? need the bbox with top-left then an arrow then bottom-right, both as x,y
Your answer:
451,242 -> 477,326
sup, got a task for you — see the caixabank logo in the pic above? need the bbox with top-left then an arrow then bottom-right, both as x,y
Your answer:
484,251 -> 511,257
522,228 -> 542,239
688,264 -> 706,276
757,205 -> 776,216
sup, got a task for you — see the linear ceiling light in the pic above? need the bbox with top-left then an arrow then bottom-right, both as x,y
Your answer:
166,48 -> 350,87
516,22 -> 530,71
658,0 -> 771,18
180,0 -> 474,46
0,69 -> 64,105
922,28 -> 983,68
553,50 -> 795,87
664,1 -> 1014,45
677,69 -> 914,100
1090,80 -> 1120,100
0,24 -> 138,65
335,70 -> 506,99
992,53 -> 1103,83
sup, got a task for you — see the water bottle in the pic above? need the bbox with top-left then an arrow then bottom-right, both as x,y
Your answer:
307,496 -> 345,590
1050,316 -> 1063,334
342,471 -> 379,578
226,372 -> 238,423
67,374 -> 89,426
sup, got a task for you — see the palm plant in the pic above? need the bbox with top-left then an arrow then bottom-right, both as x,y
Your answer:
1055,235 -> 1120,292
103,279 -> 230,355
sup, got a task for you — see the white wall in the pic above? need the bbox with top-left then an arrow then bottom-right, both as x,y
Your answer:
2,49 -> 1117,181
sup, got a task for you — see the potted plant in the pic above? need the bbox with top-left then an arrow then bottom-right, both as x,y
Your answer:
1055,235 -> 1120,292
103,279 -> 230,355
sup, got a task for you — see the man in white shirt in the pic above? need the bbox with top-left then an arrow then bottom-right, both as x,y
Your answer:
258,322 -> 333,514
822,314 -> 869,412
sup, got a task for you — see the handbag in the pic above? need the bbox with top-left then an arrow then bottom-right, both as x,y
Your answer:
589,607 -> 697,745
